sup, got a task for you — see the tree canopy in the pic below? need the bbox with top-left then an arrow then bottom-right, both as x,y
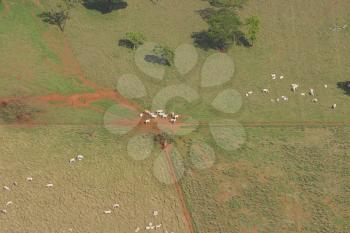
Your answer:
206,9 -> 243,49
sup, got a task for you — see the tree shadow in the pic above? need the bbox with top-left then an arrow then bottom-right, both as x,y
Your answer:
191,31 -> 251,51
118,39 -> 134,49
144,55 -> 169,66
337,81 -> 350,95
38,11 -> 56,25
82,0 -> 127,14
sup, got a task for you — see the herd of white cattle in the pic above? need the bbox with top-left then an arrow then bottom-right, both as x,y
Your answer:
1,155 -> 175,233
245,73 -> 338,109
140,110 -> 180,125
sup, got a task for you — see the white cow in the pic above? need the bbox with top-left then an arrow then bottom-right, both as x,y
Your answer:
309,88 -> 315,96
46,183 -> 53,187
144,119 -> 151,124
312,98 -> 318,103
331,104 -> 337,109
291,84 -> 299,92
69,158 -> 75,163
104,210 -> 112,214
262,89 -> 269,94
26,177 -> 33,181
170,118 -> 176,124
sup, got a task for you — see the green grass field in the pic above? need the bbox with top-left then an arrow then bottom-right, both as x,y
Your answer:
0,0 -> 349,232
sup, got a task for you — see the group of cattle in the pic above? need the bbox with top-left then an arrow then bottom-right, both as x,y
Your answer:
245,73 -> 338,109
2,156 -> 175,233
140,110 -> 180,124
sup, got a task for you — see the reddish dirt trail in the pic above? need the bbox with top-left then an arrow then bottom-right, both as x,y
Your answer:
163,145 -> 196,233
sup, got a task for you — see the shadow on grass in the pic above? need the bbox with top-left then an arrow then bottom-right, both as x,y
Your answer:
144,55 -> 169,66
192,31 -> 251,51
82,0 -> 127,14
118,39 -> 134,49
337,81 -> 350,96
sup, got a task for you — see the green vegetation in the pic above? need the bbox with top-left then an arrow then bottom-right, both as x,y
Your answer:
153,44 -> 175,66
244,15 -> 260,46
208,0 -> 248,9
123,32 -> 147,49
206,9 -> 243,49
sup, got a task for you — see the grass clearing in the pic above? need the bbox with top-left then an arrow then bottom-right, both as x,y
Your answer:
0,0 -> 349,232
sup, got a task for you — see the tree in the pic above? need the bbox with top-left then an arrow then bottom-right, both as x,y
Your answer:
123,32 -> 147,49
244,15 -> 260,46
206,9 -> 243,49
208,0 -> 248,9
39,0 -> 80,32
153,44 -> 175,66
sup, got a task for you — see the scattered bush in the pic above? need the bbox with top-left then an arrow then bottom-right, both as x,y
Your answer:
0,100 -> 39,123
121,32 -> 147,50
153,44 -> 175,66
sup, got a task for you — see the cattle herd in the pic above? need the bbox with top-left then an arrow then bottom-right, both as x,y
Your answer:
245,73 -> 338,109
140,110 -> 180,125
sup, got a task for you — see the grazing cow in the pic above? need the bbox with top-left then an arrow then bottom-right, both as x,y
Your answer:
280,75 -> 284,79
291,84 -> 299,92
26,177 -> 33,181
46,183 -> 53,187
1,209 -> 7,214
69,158 -> 75,163
3,186 -> 10,191
309,88 -> 315,96
301,93 -> 306,96
248,91 -> 253,95
113,203 -> 120,208
312,98 -> 318,103
324,84 -> 328,88
6,201 -> 13,206
331,104 -> 337,109
150,113 -> 157,118
245,93 -> 249,97
77,155 -> 84,161
156,224 -> 162,228
271,74 -> 276,79
174,114 -> 179,119
135,227 -> 140,233
104,210 -> 112,214
153,210 -> 158,216
276,98 -> 280,102
139,113 -> 143,118
156,110 -> 164,114
262,89 -> 269,93
144,119 -> 151,124
170,119 -> 176,124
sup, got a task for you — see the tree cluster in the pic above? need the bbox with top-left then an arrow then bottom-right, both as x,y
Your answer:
194,0 -> 260,50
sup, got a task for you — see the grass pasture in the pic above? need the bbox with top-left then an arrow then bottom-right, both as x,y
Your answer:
0,0 -> 349,233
